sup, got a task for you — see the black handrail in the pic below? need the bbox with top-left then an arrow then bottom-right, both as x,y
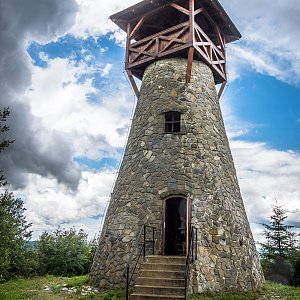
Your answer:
185,226 -> 197,300
124,224 -> 155,300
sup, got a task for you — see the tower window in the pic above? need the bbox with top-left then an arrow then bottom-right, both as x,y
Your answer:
164,111 -> 181,133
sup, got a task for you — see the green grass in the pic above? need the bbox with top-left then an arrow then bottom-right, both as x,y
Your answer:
1,277 -> 300,300
190,281 -> 300,300
0,276 -> 126,300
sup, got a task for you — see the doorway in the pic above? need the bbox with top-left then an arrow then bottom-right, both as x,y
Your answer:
164,196 -> 187,256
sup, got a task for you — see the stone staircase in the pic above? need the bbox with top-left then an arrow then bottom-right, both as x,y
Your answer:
130,255 -> 186,300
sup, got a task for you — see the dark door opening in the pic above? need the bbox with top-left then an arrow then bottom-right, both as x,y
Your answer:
164,197 -> 187,256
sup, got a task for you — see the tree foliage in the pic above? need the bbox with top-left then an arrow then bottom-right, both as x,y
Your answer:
260,205 -> 296,259
0,107 -> 96,280
0,107 -> 36,281
37,227 -> 96,276
0,107 -> 14,153
0,107 -> 14,186
260,204 -> 300,286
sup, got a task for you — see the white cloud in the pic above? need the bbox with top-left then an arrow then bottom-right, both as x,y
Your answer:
22,171 -> 116,239
101,63 -> 113,76
229,136 -> 300,227
27,56 -> 133,153
71,0 -> 138,38
220,0 -> 300,85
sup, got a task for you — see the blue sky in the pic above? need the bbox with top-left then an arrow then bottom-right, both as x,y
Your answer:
0,0 -> 299,242
226,73 -> 300,151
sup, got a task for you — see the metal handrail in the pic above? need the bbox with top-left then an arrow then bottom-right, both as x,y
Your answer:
124,224 -> 155,300
185,226 -> 198,300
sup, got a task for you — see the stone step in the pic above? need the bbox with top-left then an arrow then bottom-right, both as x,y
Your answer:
139,269 -> 185,279
134,285 -> 185,296
145,255 -> 186,264
142,262 -> 185,271
136,277 -> 185,287
130,293 -> 185,300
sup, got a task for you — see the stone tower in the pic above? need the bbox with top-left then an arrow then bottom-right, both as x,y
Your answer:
90,0 -> 264,293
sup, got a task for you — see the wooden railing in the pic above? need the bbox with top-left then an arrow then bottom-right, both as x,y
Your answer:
127,21 -> 226,82
127,21 -> 190,69
194,23 -> 226,81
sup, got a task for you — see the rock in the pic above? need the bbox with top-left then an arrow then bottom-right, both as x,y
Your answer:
90,58 -> 265,293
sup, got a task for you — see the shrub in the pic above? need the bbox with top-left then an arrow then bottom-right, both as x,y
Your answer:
37,227 -> 96,276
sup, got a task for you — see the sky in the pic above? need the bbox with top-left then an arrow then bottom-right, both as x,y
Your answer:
0,0 -> 299,243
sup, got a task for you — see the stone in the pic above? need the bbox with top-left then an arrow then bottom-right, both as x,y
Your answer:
90,58 -> 264,293
170,88 -> 178,97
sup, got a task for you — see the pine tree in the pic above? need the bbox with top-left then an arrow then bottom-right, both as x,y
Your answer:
260,204 -> 296,259
260,204 -> 298,285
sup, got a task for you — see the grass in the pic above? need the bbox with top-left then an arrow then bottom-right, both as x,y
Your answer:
0,276 -> 126,300
190,281 -> 300,300
1,277 -> 300,300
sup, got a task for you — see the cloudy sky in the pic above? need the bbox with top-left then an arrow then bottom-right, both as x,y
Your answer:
0,0 -> 299,242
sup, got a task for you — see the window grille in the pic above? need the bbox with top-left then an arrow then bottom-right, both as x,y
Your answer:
164,111 -> 181,133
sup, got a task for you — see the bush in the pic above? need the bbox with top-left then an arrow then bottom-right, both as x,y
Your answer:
268,256 -> 294,285
37,227 -> 96,276
0,191 -> 34,282
288,249 -> 300,286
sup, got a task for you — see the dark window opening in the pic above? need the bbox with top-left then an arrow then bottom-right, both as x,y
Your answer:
165,111 -> 181,133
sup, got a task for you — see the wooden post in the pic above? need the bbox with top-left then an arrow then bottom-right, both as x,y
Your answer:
126,69 -> 140,99
186,0 -> 195,83
186,47 -> 194,83
218,81 -> 227,99
125,22 -> 131,70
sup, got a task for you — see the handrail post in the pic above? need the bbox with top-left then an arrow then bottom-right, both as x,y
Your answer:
152,226 -> 155,255
143,225 -> 146,257
191,228 -> 194,262
124,224 -> 157,300
126,265 -> 129,300
195,227 -> 198,260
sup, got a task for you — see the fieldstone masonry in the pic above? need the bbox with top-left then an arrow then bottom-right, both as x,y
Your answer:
90,58 -> 264,292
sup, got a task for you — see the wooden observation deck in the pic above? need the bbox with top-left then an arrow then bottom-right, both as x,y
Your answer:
110,0 -> 241,98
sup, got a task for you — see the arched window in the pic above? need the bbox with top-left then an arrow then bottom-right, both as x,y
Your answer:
164,111 -> 181,133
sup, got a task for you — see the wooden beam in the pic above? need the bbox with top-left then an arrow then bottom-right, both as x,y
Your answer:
195,24 -> 224,57
194,7 -> 204,15
170,3 -> 190,16
126,69 -> 140,99
214,25 -> 225,51
189,0 -> 195,49
186,47 -> 194,83
159,36 -> 186,44
160,26 -> 189,53
223,35 -> 227,79
130,16 -> 145,39
125,22 -> 132,69
194,45 -> 226,81
196,0 -> 220,34
129,21 -> 189,48
218,81 -> 227,99
129,38 -> 156,64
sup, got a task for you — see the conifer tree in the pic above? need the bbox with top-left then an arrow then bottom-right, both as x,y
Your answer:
260,204 -> 296,259
260,204 -> 298,285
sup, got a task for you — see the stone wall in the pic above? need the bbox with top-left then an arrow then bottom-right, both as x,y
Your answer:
90,58 -> 264,292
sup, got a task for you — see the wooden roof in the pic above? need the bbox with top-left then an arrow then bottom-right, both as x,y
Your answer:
110,0 -> 241,44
